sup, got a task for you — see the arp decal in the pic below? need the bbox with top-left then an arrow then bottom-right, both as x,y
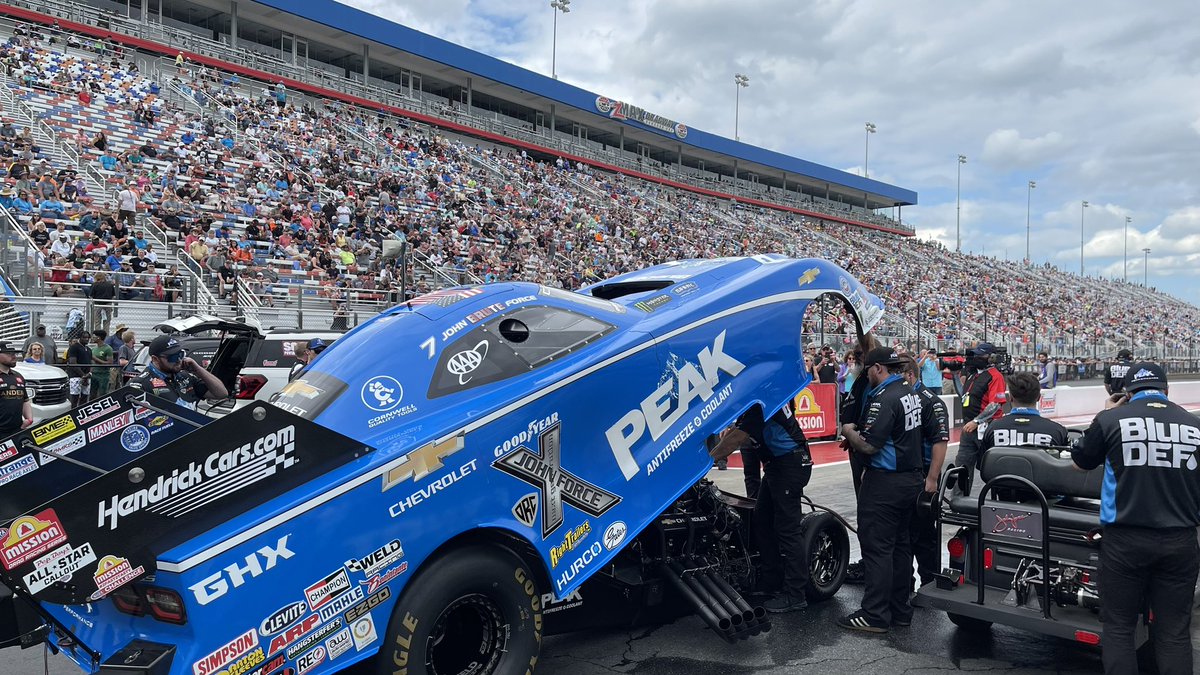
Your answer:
493,422 -> 620,538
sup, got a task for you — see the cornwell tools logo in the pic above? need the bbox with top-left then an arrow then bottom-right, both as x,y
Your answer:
493,423 -> 620,538
97,426 -> 298,531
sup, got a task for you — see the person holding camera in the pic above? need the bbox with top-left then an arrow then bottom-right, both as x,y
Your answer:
129,335 -> 228,410
813,345 -> 838,385
953,342 -> 1007,494
1071,363 -> 1200,674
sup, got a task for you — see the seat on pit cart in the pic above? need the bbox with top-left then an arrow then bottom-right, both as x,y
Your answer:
980,446 -> 1103,500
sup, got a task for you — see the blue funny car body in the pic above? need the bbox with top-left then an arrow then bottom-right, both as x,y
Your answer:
0,255 -> 882,675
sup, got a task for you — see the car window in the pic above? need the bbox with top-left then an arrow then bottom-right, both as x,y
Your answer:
248,338 -> 337,368
270,371 -> 350,420
428,305 -> 614,399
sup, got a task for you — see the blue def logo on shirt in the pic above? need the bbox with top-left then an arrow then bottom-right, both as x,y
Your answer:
121,425 -> 151,453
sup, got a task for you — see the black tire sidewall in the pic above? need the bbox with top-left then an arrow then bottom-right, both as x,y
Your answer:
800,511 -> 849,602
379,545 -> 543,675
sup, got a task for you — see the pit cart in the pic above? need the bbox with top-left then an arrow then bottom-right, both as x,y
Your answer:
914,445 -> 1144,648
0,255 -> 871,675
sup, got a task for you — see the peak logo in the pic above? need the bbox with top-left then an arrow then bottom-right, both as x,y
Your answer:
605,330 -> 746,479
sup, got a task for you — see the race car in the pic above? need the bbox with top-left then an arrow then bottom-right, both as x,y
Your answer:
0,255 -> 882,675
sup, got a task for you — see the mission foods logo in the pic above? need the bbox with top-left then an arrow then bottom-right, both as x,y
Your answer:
0,509 -> 67,570
493,423 -> 620,538
90,555 -> 145,600
96,426 -> 298,530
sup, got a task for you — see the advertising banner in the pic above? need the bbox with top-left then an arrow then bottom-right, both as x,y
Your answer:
793,383 -> 839,438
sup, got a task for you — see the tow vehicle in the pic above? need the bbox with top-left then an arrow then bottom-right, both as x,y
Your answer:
0,255 -> 878,675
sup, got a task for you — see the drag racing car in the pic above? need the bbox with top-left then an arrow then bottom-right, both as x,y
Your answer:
0,255 -> 880,675
914,444 -> 1124,646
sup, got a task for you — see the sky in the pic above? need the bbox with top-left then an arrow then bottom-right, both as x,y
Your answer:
340,0 -> 1200,304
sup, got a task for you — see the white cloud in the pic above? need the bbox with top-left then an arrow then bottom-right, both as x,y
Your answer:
981,129 -> 1065,168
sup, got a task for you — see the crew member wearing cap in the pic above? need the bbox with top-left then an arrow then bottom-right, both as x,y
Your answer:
0,341 -> 33,437
1071,363 -> 1200,674
129,335 -> 228,410
837,347 -> 927,632
1104,348 -> 1134,395
898,354 -> 950,590
953,342 -> 1007,494
288,338 -> 327,382
21,324 -> 57,364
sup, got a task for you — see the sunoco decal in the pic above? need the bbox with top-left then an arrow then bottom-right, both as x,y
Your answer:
96,426 -> 297,530
493,422 -> 620,538
1,509 -> 67,570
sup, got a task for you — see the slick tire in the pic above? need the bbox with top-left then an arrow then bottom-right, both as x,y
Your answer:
800,512 -> 849,602
379,545 -> 543,675
947,612 -> 992,632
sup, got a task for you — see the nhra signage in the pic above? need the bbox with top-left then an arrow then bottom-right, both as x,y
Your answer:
0,402 -> 371,605
595,96 -> 688,139
793,384 -> 838,438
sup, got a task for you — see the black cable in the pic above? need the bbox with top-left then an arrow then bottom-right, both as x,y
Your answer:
801,495 -> 858,534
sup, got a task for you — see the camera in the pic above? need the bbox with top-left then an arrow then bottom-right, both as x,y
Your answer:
937,351 -> 965,372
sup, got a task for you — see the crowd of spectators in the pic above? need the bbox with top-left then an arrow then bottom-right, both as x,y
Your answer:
1,22 -> 1198,358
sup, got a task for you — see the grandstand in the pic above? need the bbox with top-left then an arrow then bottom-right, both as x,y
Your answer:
0,0 -> 1197,367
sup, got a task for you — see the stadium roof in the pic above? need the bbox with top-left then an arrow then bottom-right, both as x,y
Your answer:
238,0 -> 917,208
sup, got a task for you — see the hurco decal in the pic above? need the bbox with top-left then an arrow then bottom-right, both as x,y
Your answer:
345,539 -> 404,577
606,330 -> 745,480
493,423 -> 621,538
555,542 -> 603,592
549,521 -> 591,568
97,427 -> 297,530
192,628 -> 258,675
30,415 -> 76,445
1,509 -> 67,570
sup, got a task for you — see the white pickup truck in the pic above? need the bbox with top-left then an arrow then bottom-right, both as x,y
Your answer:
13,361 -> 71,422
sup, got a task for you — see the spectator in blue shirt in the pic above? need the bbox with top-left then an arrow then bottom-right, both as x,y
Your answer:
12,191 -> 33,213
38,198 -> 65,219
130,231 -> 148,250
104,251 -> 123,271
99,150 -> 118,171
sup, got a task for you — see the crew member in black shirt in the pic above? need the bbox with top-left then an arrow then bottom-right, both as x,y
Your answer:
1071,363 -> 1200,674
0,341 -> 33,437
839,335 -> 875,584
838,347 -> 926,632
129,335 -> 228,411
977,371 -> 1069,463
1104,348 -> 1134,395
711,403 -> 813,613
899,355 -> 949,589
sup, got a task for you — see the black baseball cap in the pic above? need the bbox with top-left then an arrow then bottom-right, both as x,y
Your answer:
863,347 -> 905,368
1117,349 -> 1133,360
148,335 -> 184,357
1123,362 -> 1168,393
0,340 -> 20,354
967,342 -> 997,357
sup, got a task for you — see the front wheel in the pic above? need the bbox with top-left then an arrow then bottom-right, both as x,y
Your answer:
379,545 -> 543,675
801,512 -> 849,602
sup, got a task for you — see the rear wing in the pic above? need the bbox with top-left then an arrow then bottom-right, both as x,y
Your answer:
0,388 -> 372,608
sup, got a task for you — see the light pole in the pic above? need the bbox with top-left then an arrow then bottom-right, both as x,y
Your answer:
734,73 -> 749,141
1026,180 -> 1036,264
1143,247 -> 1151,286
1124,216 -> 1131,283
864,122 -> 876,178
955,155 -> 966,253
550,0 -> 571,80
1080,200 -> 1089,276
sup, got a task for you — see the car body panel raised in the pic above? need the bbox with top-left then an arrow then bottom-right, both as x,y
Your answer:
9,256 -> 881,675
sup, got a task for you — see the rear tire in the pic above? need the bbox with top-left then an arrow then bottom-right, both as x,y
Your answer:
800,512 -> 849,602
378,545 -> 543,675
947,612 -> 993,632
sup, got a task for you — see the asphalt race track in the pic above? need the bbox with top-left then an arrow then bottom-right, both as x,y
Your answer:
6,416 -> 1200,674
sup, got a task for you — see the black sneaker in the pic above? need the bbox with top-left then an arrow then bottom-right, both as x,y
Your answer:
836,610 -> 888,633
762,593 -> 807,613
845,560 -> 865,585
892,614 -> 912,627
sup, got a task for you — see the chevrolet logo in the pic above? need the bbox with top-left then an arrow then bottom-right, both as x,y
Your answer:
797,267 -> 820,287
493,423 -> 620,538
381,435 -> 465,492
